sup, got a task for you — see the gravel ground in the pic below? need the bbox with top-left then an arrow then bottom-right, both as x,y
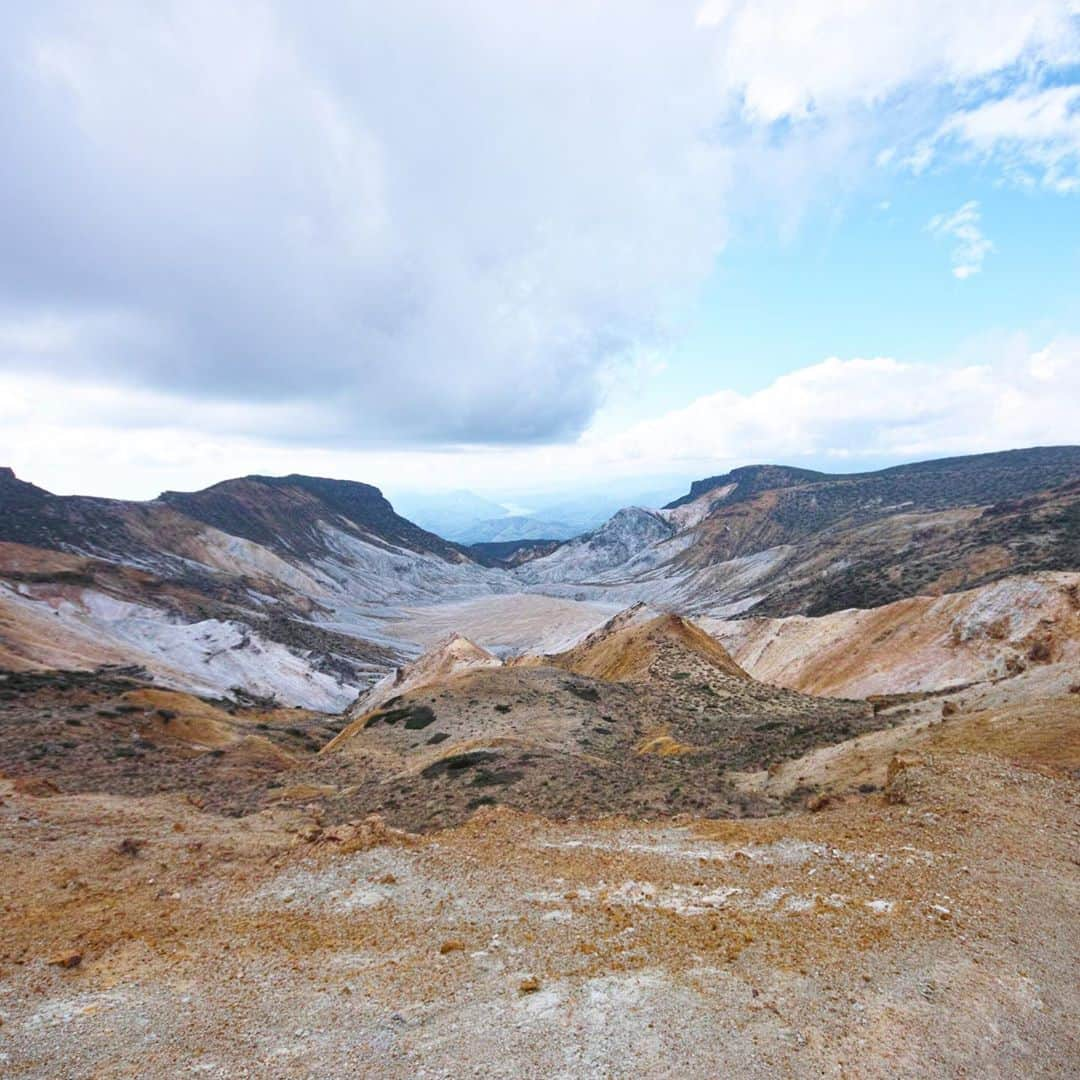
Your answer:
2,733 -> 1077,1078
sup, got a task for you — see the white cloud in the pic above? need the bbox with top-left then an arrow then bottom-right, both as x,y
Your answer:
598,337 -> 1080,468
933,84 -> 1080,192
1,2 -> 1077,454
927,201 -> 992,278
1,1 -> 731,446
4,338 -> 1077,499
696,0 -> 1077,122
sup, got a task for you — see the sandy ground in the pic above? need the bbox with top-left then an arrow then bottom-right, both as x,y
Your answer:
386,593 -> 621,656
2,713 -> 1077,1078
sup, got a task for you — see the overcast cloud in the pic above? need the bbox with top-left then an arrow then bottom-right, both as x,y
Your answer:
1,1 -> 729,445
1,1 -> 1078,482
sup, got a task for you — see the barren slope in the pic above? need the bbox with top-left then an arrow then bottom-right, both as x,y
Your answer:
706,572 -> 1080,698
514,447 -> 1080,618
549,604 -> 749,683
317,611 -> 878,829
0,472 -> 506,708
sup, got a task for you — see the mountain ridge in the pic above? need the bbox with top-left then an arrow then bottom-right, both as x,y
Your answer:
159,473 -> 470,562
1,445 -> 1078,708
664,445 -> 1080,511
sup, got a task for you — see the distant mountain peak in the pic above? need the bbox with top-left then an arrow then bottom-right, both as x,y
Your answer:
159,472 -> 468,562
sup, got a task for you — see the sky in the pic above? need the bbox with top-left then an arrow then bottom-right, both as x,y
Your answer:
1,1 -> 1079,502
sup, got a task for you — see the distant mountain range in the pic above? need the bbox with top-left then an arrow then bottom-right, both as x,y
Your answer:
1,446 -> 1077,710
390,484 -> 684,543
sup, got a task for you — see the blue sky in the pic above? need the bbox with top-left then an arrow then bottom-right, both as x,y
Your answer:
0,2 -> 1078,499
603,171 -> 1080,432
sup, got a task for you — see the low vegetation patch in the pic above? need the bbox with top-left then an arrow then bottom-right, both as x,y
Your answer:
364,703 -> 437,730
421,750 -> 498,779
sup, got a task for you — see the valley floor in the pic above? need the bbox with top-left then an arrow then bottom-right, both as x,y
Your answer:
2,693 -> 1077,1078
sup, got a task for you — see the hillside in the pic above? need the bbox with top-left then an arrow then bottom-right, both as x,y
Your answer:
513,446 -> 1080,617
160,474 -> 470,562
664,446 -> 1080,512
0,470 -> 503,708
317,607 -> 877,829
1,446 -> 1077,708
705,571 -> 1080,698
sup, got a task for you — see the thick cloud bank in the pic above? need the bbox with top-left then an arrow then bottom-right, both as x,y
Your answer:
0,1 -> 1076,457
0,2 -> 728,444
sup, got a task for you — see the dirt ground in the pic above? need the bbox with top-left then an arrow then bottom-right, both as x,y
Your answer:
2,706 -> 1077,1078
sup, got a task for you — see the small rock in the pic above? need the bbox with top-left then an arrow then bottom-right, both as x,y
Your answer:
885,752 -> 927,804
518,976 -> 541,993
439,940 -> 465,955
47,950 -> 82,969
886,751 -> 926,785
13,778 -> 60,798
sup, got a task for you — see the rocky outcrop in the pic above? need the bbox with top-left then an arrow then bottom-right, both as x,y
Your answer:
344,633 -> 502,720
512,507 -> 676,585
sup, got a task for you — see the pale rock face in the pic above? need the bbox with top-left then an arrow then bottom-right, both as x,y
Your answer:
0,581 -> 361,711
657,483 -> 736,530
513,508 -> 676,586
703,572 -> 1080,698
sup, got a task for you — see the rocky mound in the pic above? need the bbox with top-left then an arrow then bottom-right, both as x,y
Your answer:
348,633 -> 502,717
548,605 -> 748,683
315,615 -> 879,830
